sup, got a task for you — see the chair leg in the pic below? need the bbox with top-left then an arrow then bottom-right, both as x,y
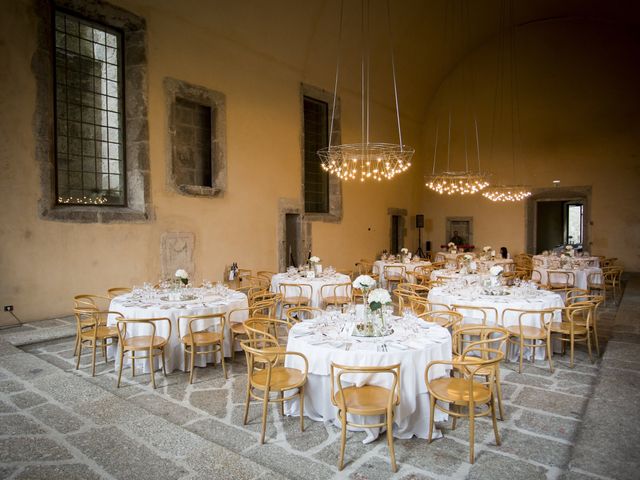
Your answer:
220,344 -> 228,379
243,383 -> 251,425
570,333 -> 575,368
260,387 -> 270,444
491,393 -> 501,446
149,349 -> 156,389
299,385 -> 305,432
494,369 -> 505,421
75,342 -> 83,370
189,346 -> 196,384
116,348 -> 124,388
91,342 -> 97,377
586,332 -> 593,363
132,356 -> 136,377
428,395 -> 436,443
74,334 -> 81,357
387,411 -> 397,472
469,400 -> 476,464
546,338 -> 554,373
161,348 -> 167,377
279,391 -> 284,416
518,337 -> 524,373
593,325 -> 600,357
338,410 -> 347,470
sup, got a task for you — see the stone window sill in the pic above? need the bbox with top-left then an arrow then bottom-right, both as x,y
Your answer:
41,205 -> 152,223
177,185 -> 223,197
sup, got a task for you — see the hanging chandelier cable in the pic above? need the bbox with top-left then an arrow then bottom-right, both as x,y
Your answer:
483,0 -> 531,202
425,0 -> 491,195
318,0 -> 414,182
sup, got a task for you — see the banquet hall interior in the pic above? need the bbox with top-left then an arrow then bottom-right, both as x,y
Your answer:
0,0 -> 639,479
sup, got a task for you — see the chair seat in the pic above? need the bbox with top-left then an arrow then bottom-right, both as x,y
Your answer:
549,322 -> 588,336
549,283 -> 573,289
80,325 -> 118,340
505,325 -> 547,339
325,296 -> 351,305
386,275 -> 403,282
231,323 -> 246,334
181,331 -> 222,346
429,377 -> 492,404
335,385 -> 393,415
251,367 -> 305,391
123,335 -> 168,350
282,296 -> 310,305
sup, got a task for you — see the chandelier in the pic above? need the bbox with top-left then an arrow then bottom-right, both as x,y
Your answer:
425,3 -> 491,196
318,0 -> 414,183
482,0 -> 531,202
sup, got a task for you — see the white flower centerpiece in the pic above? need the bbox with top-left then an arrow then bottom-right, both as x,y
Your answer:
564,245 -> 575,257
175,269 -> 189,286
448,242 -> 457,254
489,265 -> 503,287
460,253 -> 475,274
367,287 -> 392,335
400,247 -> 411,263
482,245 -> 492,261
308,255 -> 321,276
352,275 -> 380,336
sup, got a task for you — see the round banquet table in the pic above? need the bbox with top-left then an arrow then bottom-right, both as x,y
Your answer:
270,272 -> 351,308
533,266 -> 602,291
108,289 -> 248,373
533,254 -> 600,268
373,260 -> 432,286
428,286 -> 564,361
284,314 -> 452,441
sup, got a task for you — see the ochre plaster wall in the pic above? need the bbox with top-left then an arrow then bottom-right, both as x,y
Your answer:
0,0 -> 423,322
420,19 -> 640,267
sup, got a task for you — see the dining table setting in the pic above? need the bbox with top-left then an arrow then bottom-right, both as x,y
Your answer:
284,306 -> 452,441
107,282 -> 248,373
270,266 -> 352,308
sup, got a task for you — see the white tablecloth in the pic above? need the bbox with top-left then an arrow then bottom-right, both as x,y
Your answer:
533,255 -> 600,268
270,273 -> 351,308
108,290 -> 248,373
284,316 -> 452,440
373,261 -> 431,286
533,266 -> 602,291
428,286 -> 563,360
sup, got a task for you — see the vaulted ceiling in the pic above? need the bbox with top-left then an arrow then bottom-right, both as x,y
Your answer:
128,0 -> 640,123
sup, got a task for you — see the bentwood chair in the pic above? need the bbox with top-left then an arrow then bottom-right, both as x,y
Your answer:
419,310 -> 463,330
320,283 -> 353,311
256,270 -> 276,284
451,305 -> 499,334
107,287 -> 131,298
502,308 -> 556,373
74,309 -> 120,377
547,270 -> 576,293
228,298 -> 279,361
564,288 -> 589,305
278,283 -> 312,316
330,362 -> 401,472
451,325 -> 509,420
285,306 -> 324,325
116,317 -> 171,389
426,348 -> 504,463
384,265 -> 406,292
177,313 -> 227,383
550,302 -> 596,367
241,339 -> 308,444
571,295 -> 604,356
73,294 -> 111,356
244,317 -> 293,347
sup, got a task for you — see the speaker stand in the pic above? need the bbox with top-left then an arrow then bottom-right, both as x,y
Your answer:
415,227 -> 425,258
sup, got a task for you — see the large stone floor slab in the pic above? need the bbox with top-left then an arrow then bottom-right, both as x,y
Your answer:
0,277 -> 638,479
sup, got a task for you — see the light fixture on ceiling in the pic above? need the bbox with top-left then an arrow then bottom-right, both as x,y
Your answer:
317,0 -> 414,183
425,1 -> 491,195
482,0 -> 531,203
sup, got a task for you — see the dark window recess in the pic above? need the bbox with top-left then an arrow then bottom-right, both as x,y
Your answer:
173,97 -> 213,188
303,96 -> 329,213
54,10 -> 125,206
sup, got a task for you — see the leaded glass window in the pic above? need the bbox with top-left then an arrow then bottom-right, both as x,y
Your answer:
303,96 -> 329,213
54,10 -> 125,205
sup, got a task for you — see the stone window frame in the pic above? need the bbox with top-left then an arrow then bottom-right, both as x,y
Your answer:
164,78 -> 227,198
300,83 -> 342,223
33,0 -> 152,223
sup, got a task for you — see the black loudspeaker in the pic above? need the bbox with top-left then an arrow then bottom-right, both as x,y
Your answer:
426,240 -> 431,251
416,214 -> 424,228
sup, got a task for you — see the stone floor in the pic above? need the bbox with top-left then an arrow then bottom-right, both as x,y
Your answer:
0,285 -> 636,480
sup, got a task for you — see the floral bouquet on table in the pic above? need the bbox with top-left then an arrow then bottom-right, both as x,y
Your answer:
309,255 -> 321,275
400,247 -> 411,263
448,242 -> 457,254
175,269 -> 189,286
368,287 -> 392,333
482,245 -> 492,260
353,274 -> 377,293
489,265 -> 503,287
461,253 -> 476,274
564,245 -> 575,257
